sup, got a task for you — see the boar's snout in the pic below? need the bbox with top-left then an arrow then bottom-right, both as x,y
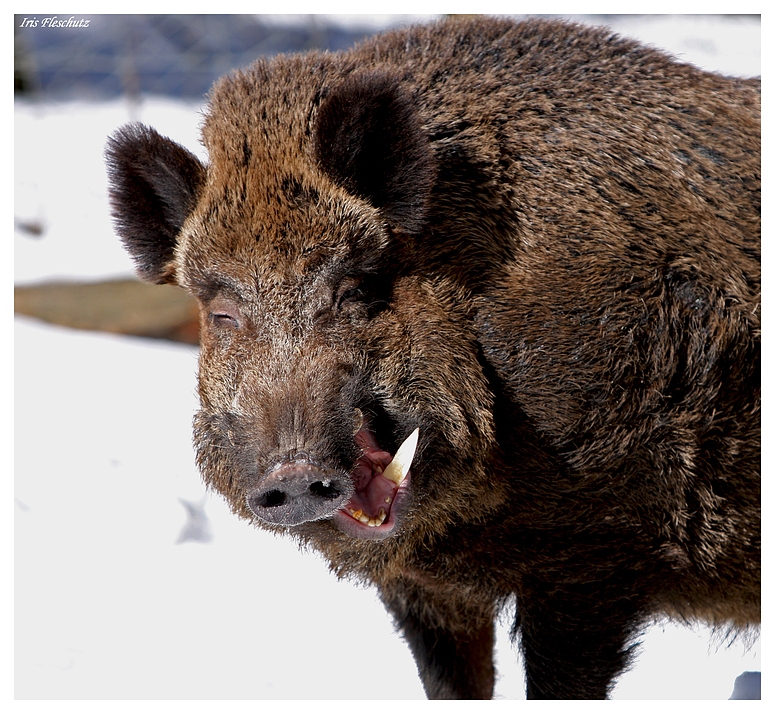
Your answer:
246,461 -> 353,526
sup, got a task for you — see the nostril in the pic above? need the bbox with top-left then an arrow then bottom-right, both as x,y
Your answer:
309,480 -> 342,500
256,490 -> 287,508
246,463 -> 352,526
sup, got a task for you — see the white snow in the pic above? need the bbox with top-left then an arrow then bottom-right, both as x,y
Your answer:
14,14 -> 761,703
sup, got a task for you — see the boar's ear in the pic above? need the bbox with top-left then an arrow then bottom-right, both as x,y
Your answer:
313,70 -> 435,235
105,123 -> 206,284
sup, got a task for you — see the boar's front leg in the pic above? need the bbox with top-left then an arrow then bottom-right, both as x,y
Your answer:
379,579 -> 496,699
516,580 -> 645,699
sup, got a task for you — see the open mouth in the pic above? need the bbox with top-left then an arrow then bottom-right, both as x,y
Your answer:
333,426 -> 418,540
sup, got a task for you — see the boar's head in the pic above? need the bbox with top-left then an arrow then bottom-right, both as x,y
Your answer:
106,62 -> 503,574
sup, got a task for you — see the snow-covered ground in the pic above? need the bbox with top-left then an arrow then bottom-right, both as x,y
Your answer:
15,14 -> 761,702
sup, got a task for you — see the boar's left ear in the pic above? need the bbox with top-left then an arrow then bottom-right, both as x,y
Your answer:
313,70 -> 436,235
105,123 -> 206,284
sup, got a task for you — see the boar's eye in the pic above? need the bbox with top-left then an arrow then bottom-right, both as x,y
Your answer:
334,274 -> 389,320
210,311 -> 240,328
338,286 -> 364,306
336,278 -> 365,308
207,296 -> 242,330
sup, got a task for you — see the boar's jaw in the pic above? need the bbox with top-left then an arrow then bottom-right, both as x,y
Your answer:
332,426 -> 418,541
245,425 -> 419,541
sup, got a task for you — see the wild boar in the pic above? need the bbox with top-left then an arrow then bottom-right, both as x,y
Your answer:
106,16 -> 760,699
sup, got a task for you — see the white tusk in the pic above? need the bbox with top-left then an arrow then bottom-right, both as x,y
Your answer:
382,428 -> 419,486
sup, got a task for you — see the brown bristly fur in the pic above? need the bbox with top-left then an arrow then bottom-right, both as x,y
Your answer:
106,16 -> 759,699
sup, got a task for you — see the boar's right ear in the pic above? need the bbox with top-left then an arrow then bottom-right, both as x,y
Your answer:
313,70 -> 436,235
105,123 -> 206,284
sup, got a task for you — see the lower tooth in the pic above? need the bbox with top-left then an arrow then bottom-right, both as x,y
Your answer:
366,509 -> 388,527
351,508 -> 388,527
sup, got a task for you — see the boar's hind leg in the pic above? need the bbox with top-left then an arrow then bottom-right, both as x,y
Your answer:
379,582 -> 495,699
517,584 -> 645,699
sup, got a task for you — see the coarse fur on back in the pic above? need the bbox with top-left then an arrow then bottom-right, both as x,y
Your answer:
106,16 -> 760,699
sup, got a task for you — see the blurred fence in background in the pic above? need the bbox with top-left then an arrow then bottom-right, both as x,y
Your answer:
14,14 -> 761,100
14,14 -> 385,100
